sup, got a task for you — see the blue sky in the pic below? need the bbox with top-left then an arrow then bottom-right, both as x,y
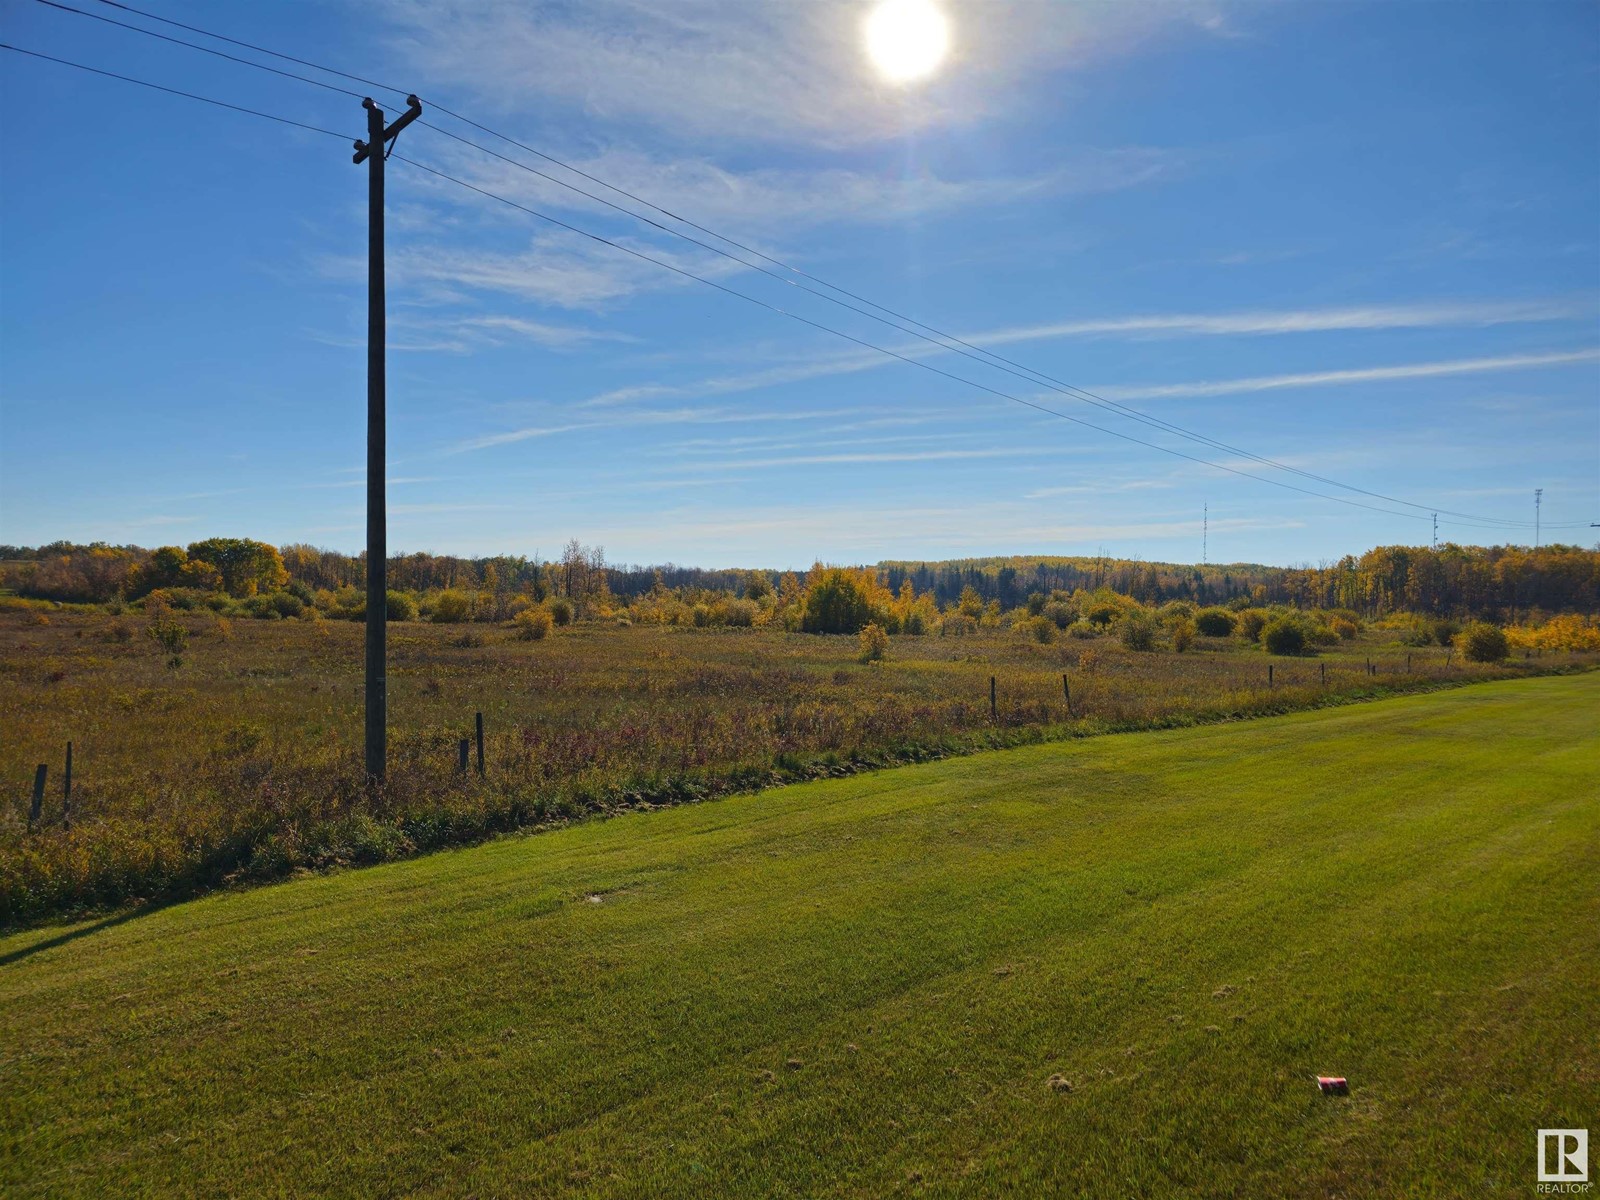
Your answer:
2,0 -> 1597,569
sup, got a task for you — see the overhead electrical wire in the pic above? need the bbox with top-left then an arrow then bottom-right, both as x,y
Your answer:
50,0 -> 1564,530
29,0 -> 367,99
21,1 -> 1596,531
0,42 -> 351,139
388,154 -> 1555,532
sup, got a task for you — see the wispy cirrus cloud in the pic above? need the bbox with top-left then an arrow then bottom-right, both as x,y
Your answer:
381,0 -> 1234,149
571,298 -> 1598,407
1102,348 -> 1600,402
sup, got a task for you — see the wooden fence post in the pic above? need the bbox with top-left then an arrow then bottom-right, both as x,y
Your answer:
457,738 -> 469,775
63,741 -> 72,831
1320,661 -> 1326,685
30,765 -> 46,829
1268,664 -> 1274,688
475,712 -> 486,778
989,676 -> 997,721
1061,673 -> 1071,715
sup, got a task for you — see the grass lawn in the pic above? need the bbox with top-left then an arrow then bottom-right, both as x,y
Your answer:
3,673 -> 1596,1197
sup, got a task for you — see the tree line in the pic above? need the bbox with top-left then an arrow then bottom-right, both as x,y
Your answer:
2,539 -> 1595,621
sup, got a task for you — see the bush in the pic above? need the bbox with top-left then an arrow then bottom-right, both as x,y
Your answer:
1028,614 -> 1054,644
514,607 -> 553,641
1195,607 -> 1235,637
858,622 -> 889,663
431,589 -> 473,623
1043,600 -> 1075,630
1119,612 -> 1157,651
1308,623 -> 1338,646
1458,622 -> 1509,662
1171,617 -> 1195,652
1261,615 -> 1309,656
386,590 -> 417,621
1236,609 -> 1268,642
1330,617 -> 1358,640
721,598 -> 758,627
1067,620 -> 1099,639
267,591 -> 304,620
802,568 -> 879,635
1399,620 -> 1435,647
548,597 -> 575,626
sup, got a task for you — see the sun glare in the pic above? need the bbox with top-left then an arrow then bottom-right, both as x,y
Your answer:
863,0 -> 951,84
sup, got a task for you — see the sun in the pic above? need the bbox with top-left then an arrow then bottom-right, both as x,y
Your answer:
863,0 -> 951,85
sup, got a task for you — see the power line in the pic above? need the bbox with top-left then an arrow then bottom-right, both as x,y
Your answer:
29,0 -> 365,99
53,0 -> 1588,530
85,0 -> 412,99
391,153 -> 1550,532
0,42 -> 352,139
412,120 -> 1583,531
18,10 -> 1593,532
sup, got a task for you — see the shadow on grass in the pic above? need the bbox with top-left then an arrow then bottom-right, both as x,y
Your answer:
0,902 -> 168,966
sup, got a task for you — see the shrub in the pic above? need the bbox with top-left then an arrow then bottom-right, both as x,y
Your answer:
386,590 -> 417,621
1119,612 -> 1157,651
1308,623 -> 1338,646
514,607 -> 553,641
1026,592 -> 1048,616
1029,615 -> 1054,644
431,589 -> 473,623
1043,600 -> 1075,630
267,591 -> 304,620
1067,620 -> 1099,639
1261,615 -> 1308,656
858,622 -> 889,663
1330,617 -> 1357,640
548,597 -> 575,626
1236,609 -> 1268,643
1399,620 -> 1435,647
1430,618 -> 1460,647
1085,601 -> 1121,628
144,595 -> 188,668
1171,617 -> 1195,653
1195,607 -> 1235,637
802,568 -> 879,635
721,598 -> 758,627
1458,622 -> 1509,663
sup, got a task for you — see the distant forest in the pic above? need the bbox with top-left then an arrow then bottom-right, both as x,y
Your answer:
2,538 -> 1596,620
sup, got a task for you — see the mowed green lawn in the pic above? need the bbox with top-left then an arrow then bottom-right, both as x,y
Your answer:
4,675 -> 1597,1198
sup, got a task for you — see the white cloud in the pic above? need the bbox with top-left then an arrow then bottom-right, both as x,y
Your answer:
1103,348 -> 1600,402
381,0 -> 1230,149
970,298 -> 1596,347
567,299 -> 1598,407
411,137 -> 1178,234
386,227 -> 746,310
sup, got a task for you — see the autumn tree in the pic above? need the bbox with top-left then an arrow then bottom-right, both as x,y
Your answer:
185,538 -> 287,598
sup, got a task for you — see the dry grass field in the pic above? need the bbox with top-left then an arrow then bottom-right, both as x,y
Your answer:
3,606 -> 1594,922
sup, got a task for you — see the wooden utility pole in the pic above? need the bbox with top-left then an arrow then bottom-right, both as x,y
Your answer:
352,94 -> 421,782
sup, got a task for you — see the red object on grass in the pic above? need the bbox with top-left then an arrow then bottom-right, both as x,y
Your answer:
1317,1076 -> 1349,1095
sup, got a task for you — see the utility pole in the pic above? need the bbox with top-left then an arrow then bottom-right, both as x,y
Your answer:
1202,503 -> 1208,566
1534,488 -> 1542,550
1431,512 -> 1438,550
353,94 -> 421,783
